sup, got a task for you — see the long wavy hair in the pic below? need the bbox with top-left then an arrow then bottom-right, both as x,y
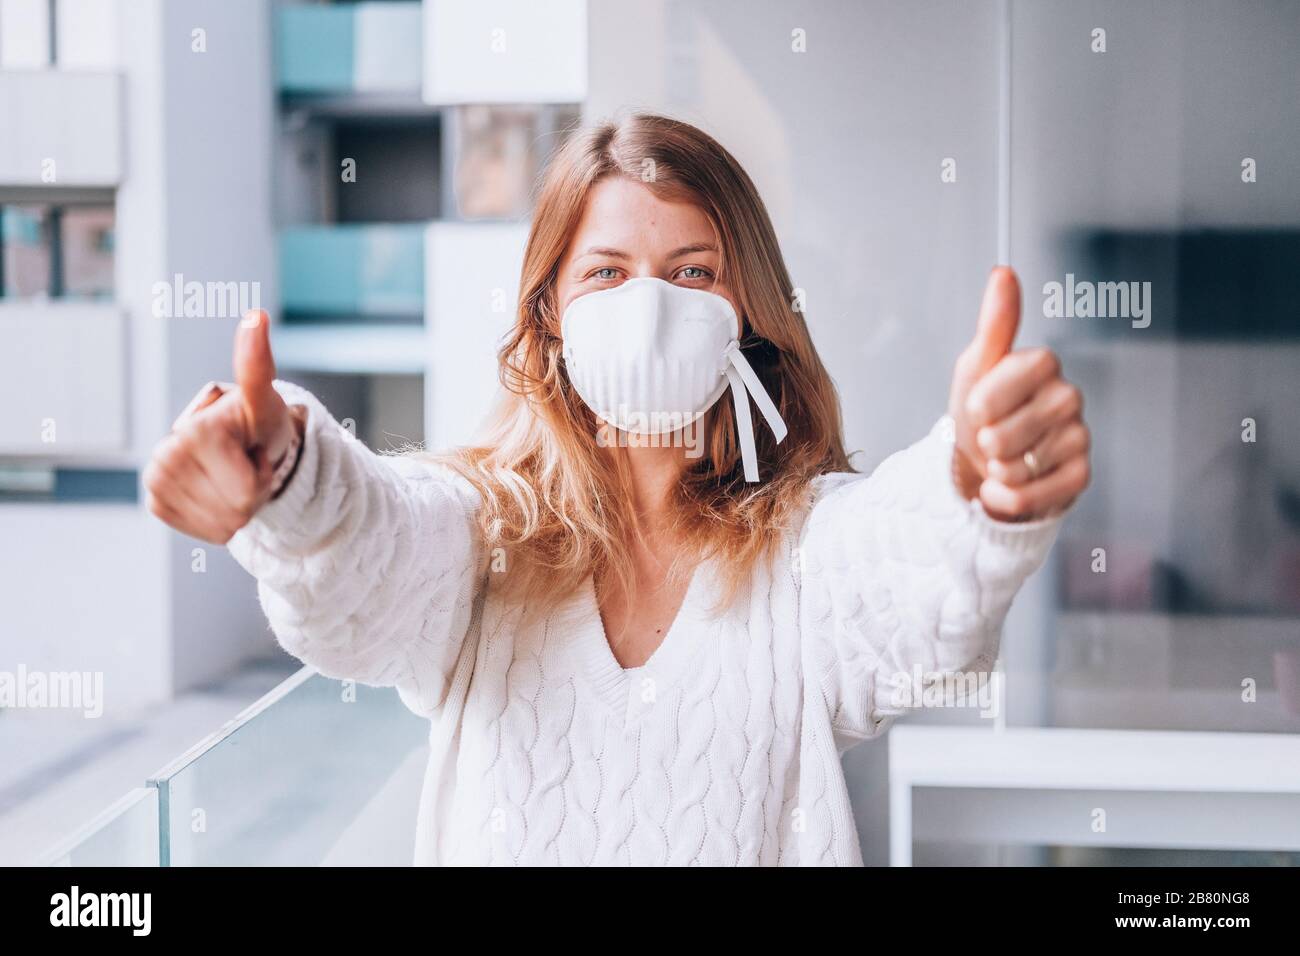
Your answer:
430,112 -> 852,610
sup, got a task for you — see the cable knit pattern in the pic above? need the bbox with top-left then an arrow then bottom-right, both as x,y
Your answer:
229,384 -> 1062,866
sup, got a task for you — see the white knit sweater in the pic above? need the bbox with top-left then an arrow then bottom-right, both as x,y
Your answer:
228,383 -> 1062,866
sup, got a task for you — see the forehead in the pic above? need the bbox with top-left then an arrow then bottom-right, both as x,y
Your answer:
567,177 -> 716,253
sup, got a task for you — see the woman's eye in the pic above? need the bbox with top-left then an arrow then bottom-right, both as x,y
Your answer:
591,268 -> 621,281
677,266 -> 713,281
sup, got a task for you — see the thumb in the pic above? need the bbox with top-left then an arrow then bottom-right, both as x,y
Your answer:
233,310 -> 285,449
966,266 -> 1022,376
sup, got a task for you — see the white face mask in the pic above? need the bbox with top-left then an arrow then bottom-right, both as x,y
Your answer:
561,277 -> 787,482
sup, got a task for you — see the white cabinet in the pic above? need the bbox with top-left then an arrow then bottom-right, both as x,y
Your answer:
423,0 -> 587,105
54,0 -> 120,70
423,220 -> 528,448
0,0 -> 118,69
0,71 -> 122,186
0,0 -> 49,68
0,303 -> 127,455
353,2 -> 423,92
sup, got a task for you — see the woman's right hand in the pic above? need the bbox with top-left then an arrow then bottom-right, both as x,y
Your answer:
144,310 -> 299,544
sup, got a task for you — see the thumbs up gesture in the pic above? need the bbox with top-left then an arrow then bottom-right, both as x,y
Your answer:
948,267 -> 1090,521
144,310 -> 300,544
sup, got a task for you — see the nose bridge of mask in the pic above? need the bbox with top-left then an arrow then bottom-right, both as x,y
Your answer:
564,277 -> 734,353
616,277 -> 675,351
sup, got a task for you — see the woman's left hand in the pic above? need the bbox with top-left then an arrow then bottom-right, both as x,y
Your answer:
947,266 -> 1091,522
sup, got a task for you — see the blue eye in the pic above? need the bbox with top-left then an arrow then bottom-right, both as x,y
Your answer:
678,266 -> 712,280
593,268 -> 620,280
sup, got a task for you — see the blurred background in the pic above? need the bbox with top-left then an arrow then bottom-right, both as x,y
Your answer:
1,0 -> 1298,866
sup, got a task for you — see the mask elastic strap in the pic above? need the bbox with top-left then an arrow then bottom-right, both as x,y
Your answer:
723,342 -> 789,482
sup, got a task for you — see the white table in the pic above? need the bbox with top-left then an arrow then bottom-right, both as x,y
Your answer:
888,725 -> 1300,865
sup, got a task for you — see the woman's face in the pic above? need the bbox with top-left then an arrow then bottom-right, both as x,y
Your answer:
555,177 -> 741,334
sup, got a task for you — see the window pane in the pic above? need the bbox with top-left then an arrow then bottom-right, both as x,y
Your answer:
1008,0 -> 1300,734
448,105 -> 579,221
1,205 -> 52,299
60,205 -> 115,300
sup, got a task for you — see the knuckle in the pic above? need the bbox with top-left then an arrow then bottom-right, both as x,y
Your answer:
148,442 -> 181,483
232,485 -> 259,518
1034,347 -> 1060,378
173,422 -> 201,456
1005,489 -> 1031,515
1054,381 -> 1082,417
188,412 -> 220,444
1077,457 -> 1092,490
173,403 -> 198,429
1076,422 -> 1092,453
153,436 -> 177,467
982,430 -> 1006,459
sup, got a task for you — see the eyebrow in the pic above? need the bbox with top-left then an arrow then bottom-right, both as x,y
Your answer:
574,242 -> 719,261
666,242 -> 719,258
576,246 -> 632,260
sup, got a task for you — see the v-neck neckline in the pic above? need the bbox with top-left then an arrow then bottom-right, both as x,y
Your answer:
565,559 -> 716,721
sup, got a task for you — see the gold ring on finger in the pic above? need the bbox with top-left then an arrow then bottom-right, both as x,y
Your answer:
1023,449 -> 1042,480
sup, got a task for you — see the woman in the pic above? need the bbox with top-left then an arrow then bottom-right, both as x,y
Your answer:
145,113 -> 1089,865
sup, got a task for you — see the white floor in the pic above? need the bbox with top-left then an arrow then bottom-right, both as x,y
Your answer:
0,657 -> 297,866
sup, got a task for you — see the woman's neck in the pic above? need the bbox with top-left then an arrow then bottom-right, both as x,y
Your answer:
620,443 -> 687,521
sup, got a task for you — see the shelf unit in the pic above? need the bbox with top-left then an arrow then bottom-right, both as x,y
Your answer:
273,322 -> 429,376
271,0 -> 586,448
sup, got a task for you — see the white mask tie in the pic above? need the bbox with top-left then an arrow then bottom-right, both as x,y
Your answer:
723,341 -> 787,482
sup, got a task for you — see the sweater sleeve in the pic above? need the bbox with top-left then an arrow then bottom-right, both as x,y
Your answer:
797,416 -> 1063,743
227,381 -> 485,718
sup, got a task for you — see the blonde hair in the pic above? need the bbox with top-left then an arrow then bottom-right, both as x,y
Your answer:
430,113 -> 852,609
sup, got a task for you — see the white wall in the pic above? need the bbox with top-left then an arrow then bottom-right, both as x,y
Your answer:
155,0 -> 279,692
1,0 -> 173,716
0,505 -> 171,710
1,0 -> 280,711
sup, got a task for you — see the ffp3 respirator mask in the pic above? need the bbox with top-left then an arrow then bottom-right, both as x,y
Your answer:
561,277 -> 787,482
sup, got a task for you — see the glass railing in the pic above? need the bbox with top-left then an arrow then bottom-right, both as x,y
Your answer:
279,224 -> 425,321
275,2 -> 422,95
41,668 -> 428,866
1005,0 -> 1300,735
39,789 -> 160,867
